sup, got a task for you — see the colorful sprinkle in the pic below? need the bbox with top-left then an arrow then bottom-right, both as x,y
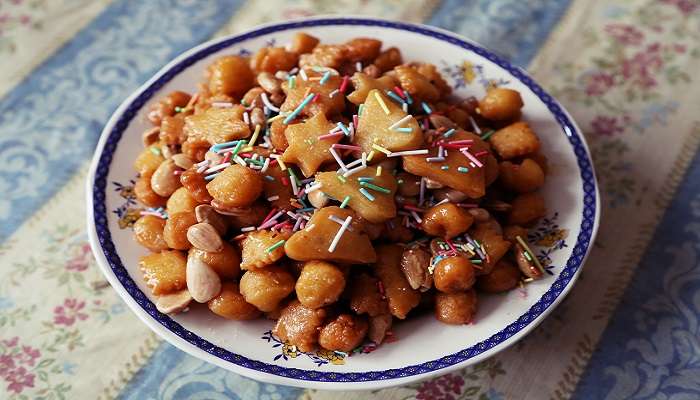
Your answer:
360,182 -> 391,194
481,129 -> 496,141
359,187 -> 375,201
339,75 -> 350,93
261,93 -> 280,113
385,90 -> 405,105
318,131 -> 344,140
395,127 -> 413,133
283,93 -> 315,124
319,71 -> 331,84
337,122 -> 351,136
388,149 -> 429,157
443,128 -> 456,138
389,114 -> 412,130
374,92 -> 391,115
421,102 -> 432,114
457,166 -> 469,173
266,240 -> 286,253
460,149 -> 484,168
371,144 -> 391,155
328,216 -> 353,253
441,165 -> 449,170
515,236 -> 545,273
340,195 -> 351,208
468,116 -> 482,134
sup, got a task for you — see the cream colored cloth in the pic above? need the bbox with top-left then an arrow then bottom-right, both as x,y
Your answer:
0,0 -> 111,98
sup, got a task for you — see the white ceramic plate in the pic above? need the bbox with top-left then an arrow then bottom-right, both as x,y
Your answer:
86,16 -> 600,390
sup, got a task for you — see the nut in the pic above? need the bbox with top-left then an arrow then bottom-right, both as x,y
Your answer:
194,204 -> 228,235
368,313 -> 392,344
433,188 -> 468,203
150,159 -> 181,197
186,255 -> 222,303
205,151 -> 223,164
429,114 -> 458,130
467,207 -> 490,223
429,238 -> 444,256
171,153 -> 194,170
210,199 -> 251,216
160,144 -> 174,159
155,289 -> 192,314
142,127 -> 160,147
483,199 -> 512,212
186,222 -> 224,252
257,72 -> 282,94
250,107 -> 266,128
424,178 -> 444,189
515,243 -> 543,279
400,247 -> 432,291
307,190 -> 328,209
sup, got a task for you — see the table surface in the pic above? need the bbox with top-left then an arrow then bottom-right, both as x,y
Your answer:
1,0 -> 699,399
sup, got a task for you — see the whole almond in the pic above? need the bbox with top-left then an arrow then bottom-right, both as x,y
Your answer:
429,114 -> 458,130
400,247 -> 432,291
194,204 -> 228,235
160,144 -> 174,159
156,289 -> 192,314
210,199 -> 250,217
186,256 -> 222,303
205,151 -> 223,164
307,190 -> 328,209
187,222 -> 224,252
250,107 -> 265,128
142,127 -> 160,147
257,72 -> 282,94
172,153 -> 194,170
151,159 -> 181,197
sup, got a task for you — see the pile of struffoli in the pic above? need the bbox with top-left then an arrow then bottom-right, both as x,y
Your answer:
132,32 -> 548,353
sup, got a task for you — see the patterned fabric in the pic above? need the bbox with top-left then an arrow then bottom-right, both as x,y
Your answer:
574,129 -> 700,399
0,0 -> 112,98
1,0 -> 699,399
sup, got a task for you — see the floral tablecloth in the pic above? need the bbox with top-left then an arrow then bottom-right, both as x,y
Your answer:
1,0 -> 698,399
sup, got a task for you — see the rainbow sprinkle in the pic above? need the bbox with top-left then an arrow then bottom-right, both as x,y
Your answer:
360,182 -> 391,194
359,187 -> 375,201
340,195 -> 351,208
443,128 -> 456,138
372,144 -> 391,155
481,129 -> 496,141
266,240 -> 286,253
374,92 -> 390,115
319,71 -> 331,84
328,216 -> 352,252
385,90 -> 405,105
283,93 -> 315,124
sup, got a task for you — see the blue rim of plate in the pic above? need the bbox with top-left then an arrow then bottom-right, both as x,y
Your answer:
92,17 -> 597,382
